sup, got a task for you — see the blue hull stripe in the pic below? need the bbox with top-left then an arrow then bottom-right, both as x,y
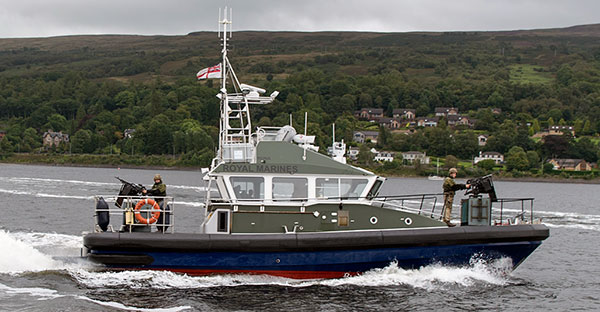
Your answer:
93,241 -> 542,273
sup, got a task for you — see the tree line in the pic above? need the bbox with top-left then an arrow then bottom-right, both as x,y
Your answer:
0,29 -> 599,169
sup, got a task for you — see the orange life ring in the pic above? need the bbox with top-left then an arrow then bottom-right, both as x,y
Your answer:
134,198 -> 161,224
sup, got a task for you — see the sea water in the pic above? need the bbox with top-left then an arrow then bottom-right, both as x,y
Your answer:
0,163 -> 598,311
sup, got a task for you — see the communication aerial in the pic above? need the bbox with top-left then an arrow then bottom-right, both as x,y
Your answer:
218,7 -> 232,39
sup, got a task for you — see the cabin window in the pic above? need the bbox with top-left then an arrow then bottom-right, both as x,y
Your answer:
340,179 -> 368,198
316,178 -> 369,199
272,177 -> 308,200
367,179 -> 383,199
316,178 -> 339,198
230,177 -> 264,200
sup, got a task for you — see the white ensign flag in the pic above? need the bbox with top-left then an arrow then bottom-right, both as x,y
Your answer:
196,63 -> 222,79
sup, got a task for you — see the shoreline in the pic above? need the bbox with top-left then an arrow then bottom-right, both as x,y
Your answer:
0,160 -> 204,172
382,172 -> 600,184
491,176 -> 600,184
2,160 -> 598,184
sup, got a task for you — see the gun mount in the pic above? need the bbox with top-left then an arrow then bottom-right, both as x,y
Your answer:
465,174 -> 497,202
115,177 -> 146,208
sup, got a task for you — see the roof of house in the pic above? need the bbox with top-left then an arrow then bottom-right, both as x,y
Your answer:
482,151 -> 503,156
43,130 -> 69,139
358,107 -> 383,113
392,108 -> 416,114
434,107 -> 457,113
354,130 -> 379,136
416,117 -> 439,122
551,158 -> 587,166
402,151 -> 426,155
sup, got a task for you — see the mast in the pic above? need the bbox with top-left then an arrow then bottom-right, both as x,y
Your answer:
218,7 -> 231,93
211,7 -> 279,170
217,7 -> 231,164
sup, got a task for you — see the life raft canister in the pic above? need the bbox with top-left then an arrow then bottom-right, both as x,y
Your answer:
134,198 -> 161,224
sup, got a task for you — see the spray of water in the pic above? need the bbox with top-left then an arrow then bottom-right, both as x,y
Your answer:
69,258 -> 513,291
0,230 -> 62,274
1,228 -> 515,290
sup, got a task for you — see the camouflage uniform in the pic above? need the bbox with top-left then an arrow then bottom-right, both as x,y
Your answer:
442,176 -> 467,223
147,181 -> 167,198
147,176 -> 167,206
146,175 -> 169,231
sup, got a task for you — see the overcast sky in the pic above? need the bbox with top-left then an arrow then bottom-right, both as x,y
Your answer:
0,0 -> 598,38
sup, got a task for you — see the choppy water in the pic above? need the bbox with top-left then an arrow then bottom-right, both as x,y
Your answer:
0,163 -> 598,311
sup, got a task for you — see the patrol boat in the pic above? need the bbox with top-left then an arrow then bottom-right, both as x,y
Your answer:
82,11 -> 549,279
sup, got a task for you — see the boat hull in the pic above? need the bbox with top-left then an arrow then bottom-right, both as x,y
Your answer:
84,224 -> 548,279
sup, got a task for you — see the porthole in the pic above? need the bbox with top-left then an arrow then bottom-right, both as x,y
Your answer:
370,216 -> 378,224
404,217 -> 413,226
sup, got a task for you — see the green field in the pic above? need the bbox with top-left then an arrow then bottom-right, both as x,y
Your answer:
509,64 -> 554,84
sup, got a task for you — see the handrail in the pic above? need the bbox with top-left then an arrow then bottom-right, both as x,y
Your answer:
93,195 -> 175,233
493,197 -> 536,224
208,193 -> 445,203
207,193 -> 444,219
206,193 -> 537,226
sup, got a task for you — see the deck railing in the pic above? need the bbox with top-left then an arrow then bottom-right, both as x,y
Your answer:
207,194 -> 444,219
206,194 -> 539,226
492,197 -> 538,225
93,195 -> 175,233
373,193 -> 444,219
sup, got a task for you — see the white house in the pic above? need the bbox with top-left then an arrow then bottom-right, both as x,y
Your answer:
348,147 -> 360,160
478,134 -> 488,146
474,151 -> 504,164
374,151 -> 394,162
401,151 -> 430,164
416,117 -> 439,127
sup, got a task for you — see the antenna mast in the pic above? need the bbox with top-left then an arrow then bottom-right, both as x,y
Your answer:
218,7 -> 232,92
216,7 -> 242,167
211,7 -> 279,169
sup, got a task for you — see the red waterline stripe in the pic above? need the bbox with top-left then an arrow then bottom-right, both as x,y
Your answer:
118,268 -> 359,279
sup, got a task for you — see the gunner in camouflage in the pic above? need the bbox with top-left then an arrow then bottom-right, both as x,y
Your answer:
442,168 -> 470,227
143,174 -> 167,202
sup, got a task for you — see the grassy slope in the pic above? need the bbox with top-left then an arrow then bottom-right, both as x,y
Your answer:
1,24 -> 599,85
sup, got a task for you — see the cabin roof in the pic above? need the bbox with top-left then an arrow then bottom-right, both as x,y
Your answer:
212,141 -> 372,176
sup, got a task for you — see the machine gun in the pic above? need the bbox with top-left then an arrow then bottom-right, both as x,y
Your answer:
465,174 -> 497,202
115,177 -> 146,208
460,175 -> 498,226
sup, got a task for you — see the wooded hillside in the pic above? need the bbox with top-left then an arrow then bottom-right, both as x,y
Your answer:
1,24 -> 599,170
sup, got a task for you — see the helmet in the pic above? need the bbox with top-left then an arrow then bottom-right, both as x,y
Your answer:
154,174 -> 162,181
449,168 -> 458,174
